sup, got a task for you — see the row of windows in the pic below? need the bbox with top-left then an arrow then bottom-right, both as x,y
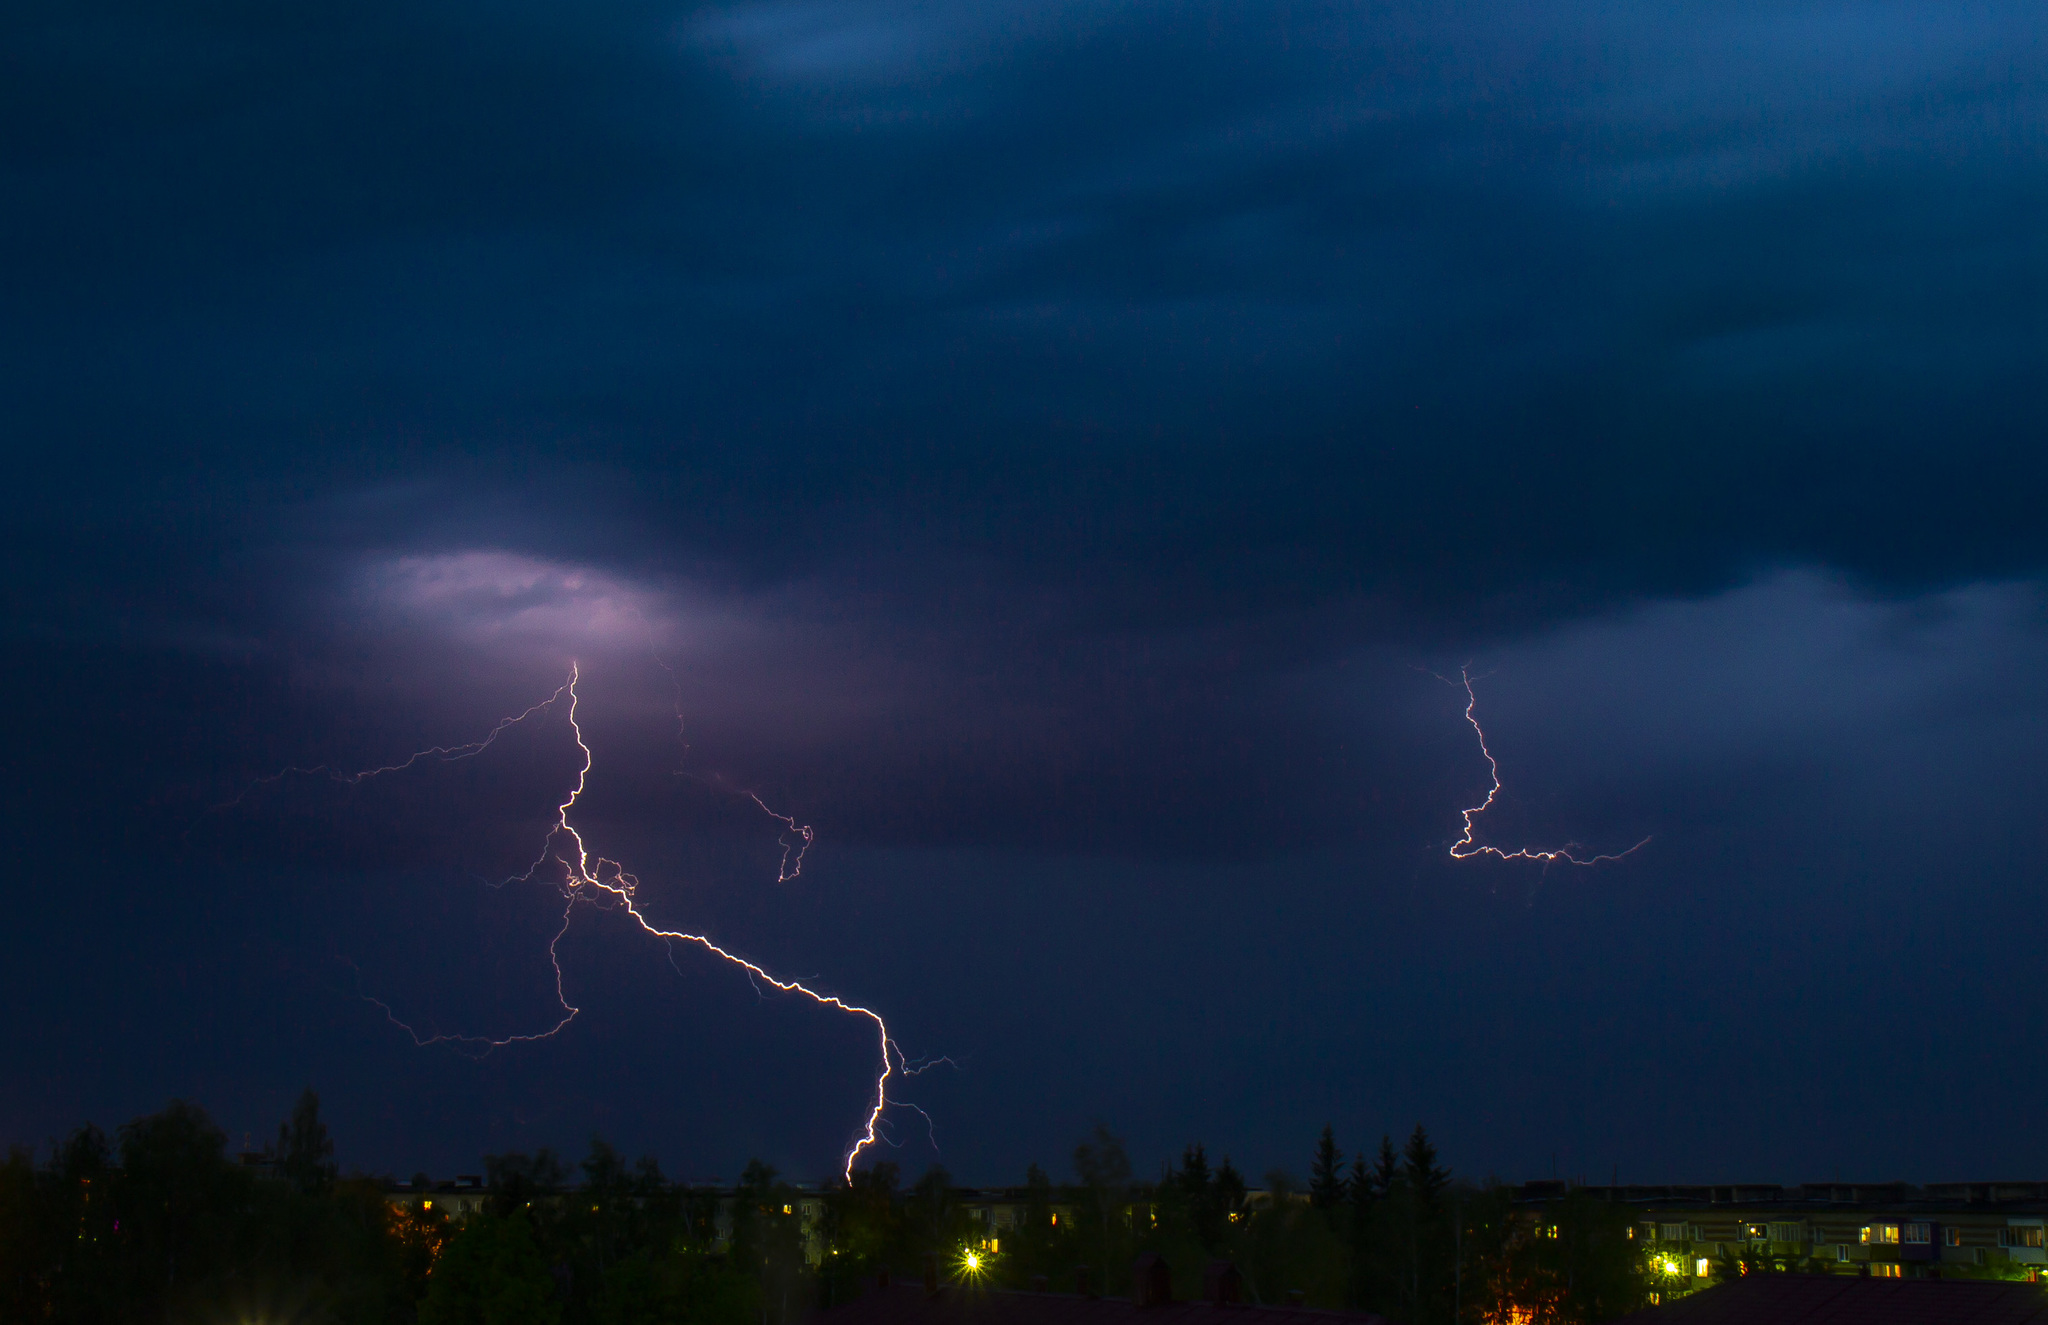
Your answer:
1650,1221 -> 2044,1248
1861,1222 -> 1929,1244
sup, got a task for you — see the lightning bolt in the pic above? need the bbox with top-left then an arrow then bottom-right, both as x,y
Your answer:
257,664 -> 919,1179
214,689 -> 565,809
356,893 -> 583,1055
746,793 -> 815,882
653,651 -> 812,881
1448,668 -> 1649,867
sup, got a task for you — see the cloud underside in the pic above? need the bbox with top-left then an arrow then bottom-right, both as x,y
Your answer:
2,0 -> 2043,631
1,0 -> 2043,857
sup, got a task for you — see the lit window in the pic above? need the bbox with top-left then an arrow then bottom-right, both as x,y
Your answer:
783,1205 -> 793,1215
1872,1264 -> 1902,1278
1945,1228 -> 1963,1247
1695,1258 -> 1710,1277
1862,1224 -> 1901,1245
422,1200 -> 433,1210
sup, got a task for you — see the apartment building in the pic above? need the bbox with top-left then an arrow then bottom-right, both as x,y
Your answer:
1521,1181 -> 2048,1280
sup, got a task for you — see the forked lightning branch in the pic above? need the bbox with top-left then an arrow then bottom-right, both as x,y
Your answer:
256,664 -> 923,1180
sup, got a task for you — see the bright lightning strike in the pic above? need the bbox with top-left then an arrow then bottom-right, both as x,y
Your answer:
260,664 -> 920,1180
1447,668 -> 1649,867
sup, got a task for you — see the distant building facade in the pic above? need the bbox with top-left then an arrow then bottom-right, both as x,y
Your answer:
1519,1181 -> 2048,1280
366,1170 -> 2048,1280
381,1173 -> 493,1219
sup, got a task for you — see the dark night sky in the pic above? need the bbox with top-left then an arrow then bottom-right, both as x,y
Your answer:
4,0 -> 2046,1188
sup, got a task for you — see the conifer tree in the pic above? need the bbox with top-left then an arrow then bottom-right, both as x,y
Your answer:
1178,1142 -> 1212,1197
1372,1135 -> 1399,1199
1180,1143 -> 1226,1251
1215,1156 -> 1248,1223
1402,1126 -> 1449,1207
1345,1154 -> 1376,1311
1310,1125 -> 1346,1209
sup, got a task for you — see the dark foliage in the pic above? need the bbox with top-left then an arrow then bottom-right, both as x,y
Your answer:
0,1096 -> 409,1325
1310,1127 -> 1346,1211
976,1123 -> 1649,1324
281,1088 -> 338,1197
0,1103 -> 1652,1324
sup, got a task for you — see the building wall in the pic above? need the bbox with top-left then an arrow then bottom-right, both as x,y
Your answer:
1624,1190 -> 2048,1280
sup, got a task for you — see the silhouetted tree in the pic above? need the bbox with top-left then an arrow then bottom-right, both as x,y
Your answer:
1372,1135 -> 1399,1199
1178,1143 -> 1227,1251
115,1099 -> 250,1320
486,1149 -> 566,1218
278,1088 -> 336,1196
1071,1124 -> 1134,1287
1345,1155 -> 1376,1310
0,1144 -> 44,1323
1500,1188 -> 1651,1323
557,1133 -> 654,1315
1002,1162 -> 1062,1287
1403,1126 -> 1450,1208
1215,1156 -> 1248,1225
1310,1126 -> 1346,1210
731,1159 -> 806,1325
906,1163 -> 971,1264
38,1124 -> 118,1323
823,1161 -> 903,1274
418,1212 -> 561,1325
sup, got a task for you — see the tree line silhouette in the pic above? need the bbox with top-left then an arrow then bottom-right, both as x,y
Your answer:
0,1098 -> 1650,1323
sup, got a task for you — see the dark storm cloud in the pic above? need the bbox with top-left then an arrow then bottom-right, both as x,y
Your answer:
5,0 -> 2047,1180
7,0 -> 2044,613
8,0 -> 2041,848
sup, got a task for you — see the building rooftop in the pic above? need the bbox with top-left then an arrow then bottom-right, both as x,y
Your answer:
1512,1183 -> 2048,1212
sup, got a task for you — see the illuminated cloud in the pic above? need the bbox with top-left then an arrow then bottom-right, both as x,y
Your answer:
359,551 -> 676,657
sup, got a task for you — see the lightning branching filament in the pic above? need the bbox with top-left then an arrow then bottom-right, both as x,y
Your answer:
216,689 -> 567,809
265,665 -> 917,1179
746,793 -> 815,882
1449,668 -> 1649,867
357,894 -> 582,1055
